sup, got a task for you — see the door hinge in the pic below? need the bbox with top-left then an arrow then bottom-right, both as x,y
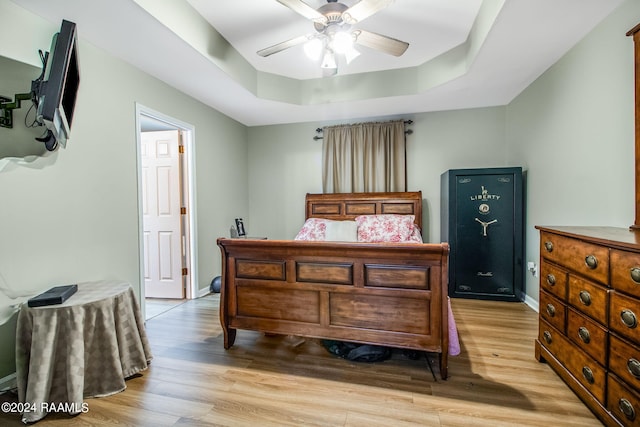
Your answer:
182,267 -> 188,276
178,145 -> 185,154
180,207 -> 187,215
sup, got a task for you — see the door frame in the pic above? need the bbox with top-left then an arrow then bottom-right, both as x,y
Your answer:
135,103 -> 198,307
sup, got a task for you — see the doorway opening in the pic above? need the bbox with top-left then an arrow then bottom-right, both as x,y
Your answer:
135,104 -> 198,320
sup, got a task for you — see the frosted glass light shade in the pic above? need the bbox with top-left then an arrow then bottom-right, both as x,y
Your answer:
344,46 -> 360,64
304,38 -> 323,60
321,50 -> 337,69
332,31 -> 354,54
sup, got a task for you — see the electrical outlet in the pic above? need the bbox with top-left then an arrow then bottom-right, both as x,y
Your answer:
527,261 -> 538,277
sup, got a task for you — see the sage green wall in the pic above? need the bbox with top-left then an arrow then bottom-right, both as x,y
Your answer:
506,0 -> 639,305
0,1 -> 247,380
0,55 -> 45,383
247,107 -> 511,243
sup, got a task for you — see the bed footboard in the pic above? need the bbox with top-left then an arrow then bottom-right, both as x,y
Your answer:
217,238 -> 450,379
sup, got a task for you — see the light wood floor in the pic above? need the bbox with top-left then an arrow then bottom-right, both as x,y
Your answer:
145,298 -> 186,320
0,295 -> 602,426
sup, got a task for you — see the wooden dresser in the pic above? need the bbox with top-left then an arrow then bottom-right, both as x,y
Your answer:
536,226 -> 640,426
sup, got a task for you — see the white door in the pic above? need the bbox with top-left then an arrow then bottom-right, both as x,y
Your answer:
141,130 -> 184,298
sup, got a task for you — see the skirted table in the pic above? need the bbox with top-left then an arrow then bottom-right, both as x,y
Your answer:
16,280 -> 153,423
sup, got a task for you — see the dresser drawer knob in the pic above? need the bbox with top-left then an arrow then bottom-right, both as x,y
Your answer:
578,327 -> 591,344
582,366 -> 595,384
619,398 -> 637,421
631,267 -> 640,284
546,274 -> 556,286
621,309 -> 638,329
544,241 -> 553,252
627,358 -> 640,379
543,330 -> 552,345
578,290 -> 591,306
546,304 -> 555,317
584,255 -> 598,269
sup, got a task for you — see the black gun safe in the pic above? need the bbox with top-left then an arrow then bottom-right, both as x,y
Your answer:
441,167 -> 524,301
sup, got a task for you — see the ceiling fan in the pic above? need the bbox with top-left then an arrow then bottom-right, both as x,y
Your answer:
258,0 -> 409,74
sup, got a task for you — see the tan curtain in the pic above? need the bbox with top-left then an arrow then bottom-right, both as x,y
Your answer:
322,120 -> 406,193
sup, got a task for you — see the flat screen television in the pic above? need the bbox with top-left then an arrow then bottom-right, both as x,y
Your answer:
35,19 -> 80,151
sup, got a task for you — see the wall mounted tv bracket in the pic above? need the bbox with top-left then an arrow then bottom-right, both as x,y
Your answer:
0,71 -> 43,129
0,92 -> 33,129
0,76 -> 58,152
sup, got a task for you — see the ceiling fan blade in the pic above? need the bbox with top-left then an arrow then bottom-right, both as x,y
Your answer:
342,0 -> 394,24
276,0 -> 327,24
354,30 -> 408,57
258,34 -> 312,57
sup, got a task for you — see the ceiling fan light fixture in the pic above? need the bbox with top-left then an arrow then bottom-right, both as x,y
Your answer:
332,30 -> 354,54
344,46 -> 361,64
260,0 -> 406,76
304,38 -> 324,60
321,49 -> 337,69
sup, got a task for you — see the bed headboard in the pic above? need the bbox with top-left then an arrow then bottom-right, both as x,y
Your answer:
305,191 -> 423,231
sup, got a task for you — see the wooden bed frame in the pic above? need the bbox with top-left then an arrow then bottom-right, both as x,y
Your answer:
217,191 -> 450,379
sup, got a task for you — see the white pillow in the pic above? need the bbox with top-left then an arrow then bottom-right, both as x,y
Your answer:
324,220 -> 358,242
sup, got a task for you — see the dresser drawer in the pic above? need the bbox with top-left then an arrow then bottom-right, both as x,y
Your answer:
610,291 -> 640,344
612,249 -> 640,299
608,374 -> 640,426
539,319 -> 606,407
540,261 -> 568,300
540,232 -> 609,284
538,319 -> 569,363
610,334 -> 640,393
567,307 -> 608,366
540,291 -> 566,333
563,347 -> 606,403
567,275 -> 609,325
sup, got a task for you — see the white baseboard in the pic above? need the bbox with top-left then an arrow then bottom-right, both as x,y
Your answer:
524,293 -> 539,313
0,372 -> 16,392
197,287 -> 211,298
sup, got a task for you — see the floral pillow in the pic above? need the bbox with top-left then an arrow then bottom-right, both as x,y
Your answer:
294,218 -> 328,241
406,225 -> 423,243
355,214 -> 415,243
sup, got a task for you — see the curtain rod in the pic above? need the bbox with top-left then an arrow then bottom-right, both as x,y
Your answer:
313,120 -> 413,140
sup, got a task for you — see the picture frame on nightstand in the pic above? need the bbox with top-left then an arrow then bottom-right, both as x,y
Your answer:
235,218 -> 246,237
